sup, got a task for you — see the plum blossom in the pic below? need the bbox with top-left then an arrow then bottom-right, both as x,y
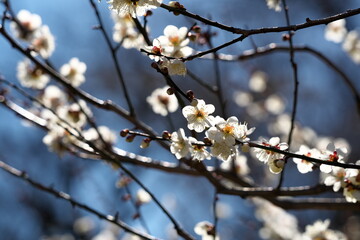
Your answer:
159,58 -> 187,76
60,58 -> 87,87
302,219 -> 347,240
17,59 -> 49,89
319,143 -> 348,174
194,221 -> 219,240
323,163 -> 347,192
31,25 -> 55,59
210,141 -> 236,161
41,85 -> 66,110
342,30 -> 360,64
57,100 -> 93,129
266,0 -> 281,12
107,0 -> 163,18
136,189 -> 152,204
343,163 -> 360,203
253,137 -> 288,174
293,145 -> 319,174
111,12 -> 145,49
170,128 -> 190,159
325,19 -> 347,43
249,71 -> 267,93
146,86 -> 179,116
10,10 -> 42,41
182,99 -> 215,133
82,126 -> 117,148
189,137 -> 211,161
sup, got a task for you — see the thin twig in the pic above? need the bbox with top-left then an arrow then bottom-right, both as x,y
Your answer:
89,0 -> 135,117
0,160 -> 158,240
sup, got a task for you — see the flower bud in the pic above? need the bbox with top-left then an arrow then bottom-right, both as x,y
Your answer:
126,134 -> 136,142
166,87 -> 175,95
140,138 -> 151,148
120,129 -> 129,137
186,90 -> 195,100
162,131 -> 171,139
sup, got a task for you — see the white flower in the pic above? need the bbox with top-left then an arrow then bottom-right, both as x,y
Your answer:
342,30 -> 360,64
145,38 -> 165,62
293,145 -> 319,174
157,25 -> 193,58
107,0 -> 162,18
82,126 -> 117,148
57,100 -> 92,129
264,94 -> 285,115
343,163 -> 360,203
253,198 -> 300,240
233,90 -> 253,107
189,137 -> 211,161
182,99 -> 215,133
302,219 -> 347,240
323,164 -> 346,192
136,189 -> 152,204
319,142 -> 348,174
17,59 -> 49,89
146,86 -> 178,116
170,128 -> 190,159
253,137 -> 288,174
220,154 -> 250,176
160,58 -> 187,76
249,71 -> 267,93
112,12 -> 145,49
41,85 -> 66,110
325,19 -> 347,43
194,221 -> 219,240
210,141 -> 235,161
10,10 -> 42,41
60,58 -> 87,87
31,25 -> 55,59
266,0 -> 281,12
207,117 -> 255,147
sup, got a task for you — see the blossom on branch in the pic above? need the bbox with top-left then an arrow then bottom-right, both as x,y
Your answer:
325,19 -> 347,43
60,58 -> 87,87
31,25 -> 55,59
10,10 -> 42,41
253,137 -> 288,174
170,128 -> 191,159
146,86 -> 179,116
106,0 -> 162,18
17,59 -> 50,89
182,99 -> 215,133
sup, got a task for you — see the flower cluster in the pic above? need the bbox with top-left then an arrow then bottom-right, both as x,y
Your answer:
145,25 -> 193,76
11,10 -> 55,59
106,0 -> 162,18
324,19 -> 360,64
111,11 -> 145,49
253,137 -> 288,174
169,99 -> 255,162
146,86 -> 179,116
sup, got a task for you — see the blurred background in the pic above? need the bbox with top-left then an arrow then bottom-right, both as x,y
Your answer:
0,0 -> 360,239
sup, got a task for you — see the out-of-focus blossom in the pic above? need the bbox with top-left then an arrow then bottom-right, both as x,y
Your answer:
60,58 -> 87,87
11,10 -> 42,41
17,59 -> 49,89
343,30 -> 360,64
146,86 -> 179,116
82,126 -> 117,148
249,71 -> 267,93
57,100 -> 92,129
325,19 -> 347,43
41,85 -> 66,110
136,188 -> 152,204
233,90 -> 253,107
266,0 -> 281,12
194,221 -> 219,240
220,154 -> 250,176
31,25 -> 55,59
302,219 -> 347,240
264,94 -> 285,115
